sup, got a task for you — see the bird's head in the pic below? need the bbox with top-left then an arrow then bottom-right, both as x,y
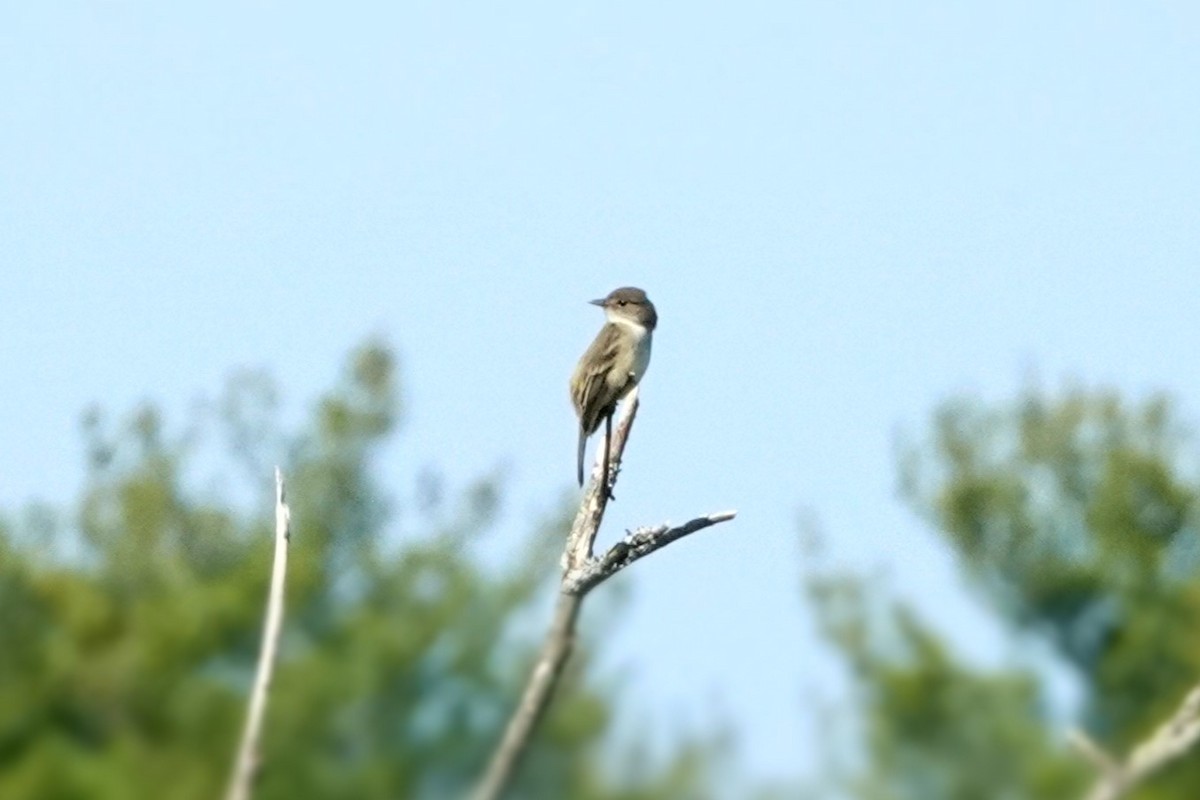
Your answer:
590,286 -> 657,331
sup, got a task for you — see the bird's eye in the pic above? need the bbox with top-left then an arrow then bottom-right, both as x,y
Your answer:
618,300 -> 627,306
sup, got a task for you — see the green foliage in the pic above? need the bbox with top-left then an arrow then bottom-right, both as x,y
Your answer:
903,388 -> 1200,748
0,340 -> 720,800
807,573 -> 1084,800
810,385 -> 1200,799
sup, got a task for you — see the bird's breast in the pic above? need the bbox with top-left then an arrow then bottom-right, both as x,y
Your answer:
629,330 -> 652,384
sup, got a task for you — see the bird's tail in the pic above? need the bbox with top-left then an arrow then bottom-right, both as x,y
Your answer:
576,428 -> 587,486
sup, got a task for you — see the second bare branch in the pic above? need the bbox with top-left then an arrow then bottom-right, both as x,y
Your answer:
225,468 -> 292,800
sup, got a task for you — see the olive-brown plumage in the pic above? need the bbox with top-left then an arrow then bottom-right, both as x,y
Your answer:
570,287 -> 657,489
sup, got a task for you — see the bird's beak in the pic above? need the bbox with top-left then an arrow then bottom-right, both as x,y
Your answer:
589,298 -> 606,307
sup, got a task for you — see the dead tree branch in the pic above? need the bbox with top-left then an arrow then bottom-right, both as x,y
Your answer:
1072,683 -> 1200,800
471,388 -> 737,800
225,468 -> 292,800
563,511 -> 738,595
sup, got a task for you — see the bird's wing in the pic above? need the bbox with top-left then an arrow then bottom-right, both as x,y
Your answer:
571,324 -> 629,435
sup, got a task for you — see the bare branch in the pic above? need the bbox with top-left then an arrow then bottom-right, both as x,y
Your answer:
471,592 -> 583,800
472,389 -> 736,800
1068,729 -> 1120,780
562,389 -> 642,575
563,510 -> 738,595
225,468 -> 292,800
1074,684 -> 1200,800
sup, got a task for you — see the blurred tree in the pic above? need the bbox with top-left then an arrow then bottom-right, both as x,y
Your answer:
0,340 -> 725,800
806,569 -> 1084,800
808,386 -> 1200,799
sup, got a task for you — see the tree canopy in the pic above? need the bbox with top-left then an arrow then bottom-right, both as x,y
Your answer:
6,340 -> 1199,800
807,386 -> 1200,799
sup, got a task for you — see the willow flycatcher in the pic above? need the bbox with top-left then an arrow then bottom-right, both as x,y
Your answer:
569,286 -> 657,493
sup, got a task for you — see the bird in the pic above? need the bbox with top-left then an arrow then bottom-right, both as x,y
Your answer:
569,286 -> 657,494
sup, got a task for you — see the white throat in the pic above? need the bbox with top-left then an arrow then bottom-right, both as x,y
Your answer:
606,309 -> 648,340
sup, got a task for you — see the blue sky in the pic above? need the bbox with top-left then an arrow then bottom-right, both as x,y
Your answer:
3,2 -> 1199,788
